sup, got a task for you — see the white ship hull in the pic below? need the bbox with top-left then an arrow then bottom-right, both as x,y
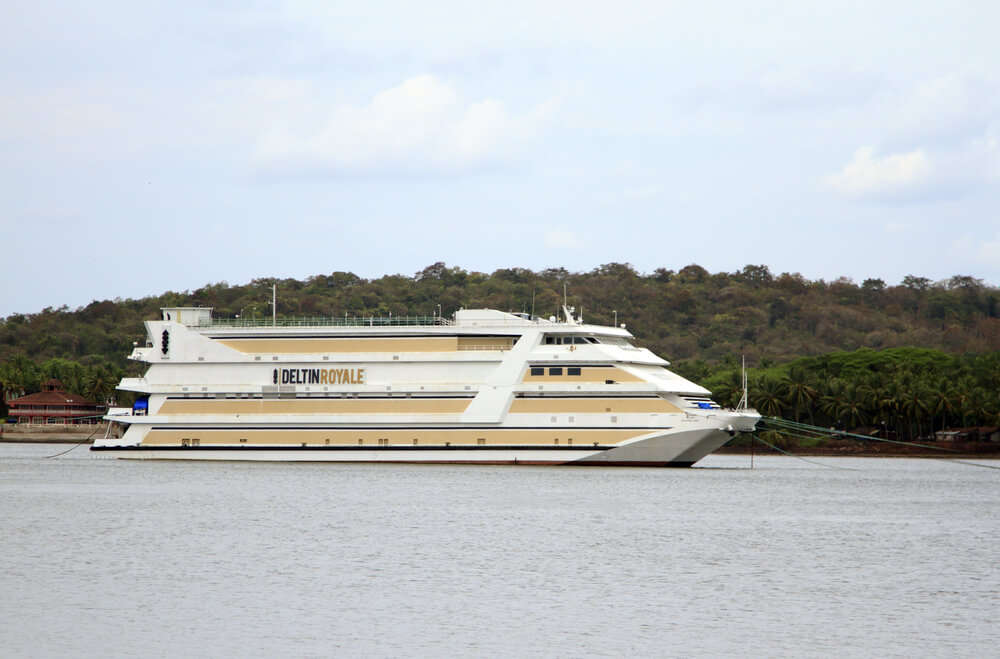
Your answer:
92,425 -> 737,466
94,306 -> 759,467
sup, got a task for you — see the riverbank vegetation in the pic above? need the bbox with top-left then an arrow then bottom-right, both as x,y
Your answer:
2,263 -> 998,439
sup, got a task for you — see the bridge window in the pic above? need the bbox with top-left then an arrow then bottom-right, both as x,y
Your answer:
567,367 -> 581,376
549,367 -> 563,375
530,367 -> 544,376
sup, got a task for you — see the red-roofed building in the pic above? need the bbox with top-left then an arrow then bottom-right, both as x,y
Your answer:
7,379 -> 106,425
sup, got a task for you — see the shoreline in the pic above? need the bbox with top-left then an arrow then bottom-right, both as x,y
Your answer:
717,444 -> 1000,460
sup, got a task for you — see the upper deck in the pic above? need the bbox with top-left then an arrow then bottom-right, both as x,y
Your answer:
159,307 -> 634,338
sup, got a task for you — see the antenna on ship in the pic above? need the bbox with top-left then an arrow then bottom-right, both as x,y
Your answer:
531,289 -> 536,320
272,283 -> 277,327
736,355 -> 749,411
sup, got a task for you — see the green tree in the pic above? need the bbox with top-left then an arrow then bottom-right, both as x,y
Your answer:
783,366 -> 818,423
751,376 -> 785,418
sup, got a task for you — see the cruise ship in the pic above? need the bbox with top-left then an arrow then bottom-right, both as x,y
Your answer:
92,306 -> 760,466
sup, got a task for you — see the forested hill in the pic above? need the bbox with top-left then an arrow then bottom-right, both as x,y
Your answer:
3,262 -> 999,371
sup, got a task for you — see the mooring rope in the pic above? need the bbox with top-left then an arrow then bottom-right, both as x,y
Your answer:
43,423 -> 105,459
761,417 -> 960,453
750,434 -> 854,470
756,417 -> 999,471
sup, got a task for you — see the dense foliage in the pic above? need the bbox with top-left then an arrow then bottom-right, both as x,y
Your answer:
2,263 -> 999,430
693,348 -> 1000,442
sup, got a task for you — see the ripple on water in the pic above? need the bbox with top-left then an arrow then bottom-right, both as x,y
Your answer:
0,444 -> 998,658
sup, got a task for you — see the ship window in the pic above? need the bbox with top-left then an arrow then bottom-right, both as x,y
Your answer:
530,367 -> 544,376
544,336 -> 555,345
587,337 -> 599,344
573,337 -> 587,344
549,367 -> 563,375
567,367 -> 581,376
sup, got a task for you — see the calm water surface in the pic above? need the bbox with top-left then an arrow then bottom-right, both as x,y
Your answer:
1,443 -> 997,658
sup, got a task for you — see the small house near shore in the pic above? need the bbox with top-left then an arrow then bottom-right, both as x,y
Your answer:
6,379 -> 106,425
935,427 -> 1000,443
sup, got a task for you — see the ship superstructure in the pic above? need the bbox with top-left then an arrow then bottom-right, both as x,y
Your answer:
92,306 -> 759,465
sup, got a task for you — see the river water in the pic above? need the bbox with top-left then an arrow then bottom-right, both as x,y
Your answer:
1,443 -> 997,658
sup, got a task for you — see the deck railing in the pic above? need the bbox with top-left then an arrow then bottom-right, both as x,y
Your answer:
199,315 -> 454,328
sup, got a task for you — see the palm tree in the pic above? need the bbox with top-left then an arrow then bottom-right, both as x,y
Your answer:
751,376 -> 785,418
818,379 -> 846,426
929,381 -> 954,434
899,386 -> 930,440
710,370 -> 743,408
783,366 -> 817,424
877,381 -> 903,439
838,383 -> 869,430
85,366 -> 118,405
961,388 -> 991,427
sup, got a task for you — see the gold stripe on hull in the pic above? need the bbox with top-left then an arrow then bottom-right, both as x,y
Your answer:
157,398 -> 471,415
141,428 -> 649,447
508,397 -> 681,414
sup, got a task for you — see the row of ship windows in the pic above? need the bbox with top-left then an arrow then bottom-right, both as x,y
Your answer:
544,336 -> 600,345
530,366 -> 582,376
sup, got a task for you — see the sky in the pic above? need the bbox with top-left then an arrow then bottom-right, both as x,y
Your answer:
2,1 -> 998,317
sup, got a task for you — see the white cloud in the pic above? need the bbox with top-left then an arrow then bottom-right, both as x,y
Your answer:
973,234 -> 1000,266
825,147 -> 932,199
544,228 -> 583,249
948,233 -> 1000,272
622,184 -> 661,200
252,75 -> 552,176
